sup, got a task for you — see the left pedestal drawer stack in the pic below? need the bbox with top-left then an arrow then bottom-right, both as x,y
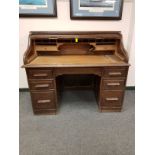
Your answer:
26,68 -> 57,115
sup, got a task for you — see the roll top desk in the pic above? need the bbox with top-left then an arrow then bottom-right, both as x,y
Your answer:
22,31 -> 130,115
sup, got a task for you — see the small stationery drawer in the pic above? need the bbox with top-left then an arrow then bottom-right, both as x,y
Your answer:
101,90 -> 124,107
31,91 -> 56,109
103,67 -> 128,78
27,69 -> 52,79
102,79 -> 125,90
29,80 -> 55,91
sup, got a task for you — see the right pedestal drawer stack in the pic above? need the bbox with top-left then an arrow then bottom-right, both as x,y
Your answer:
99,66 -> 129,112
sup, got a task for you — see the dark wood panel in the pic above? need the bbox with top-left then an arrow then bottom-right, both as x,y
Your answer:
100,107 -> 122,112
31,91 -> 56,109
54,67 -> 102,77
102,79 -> 126,90
33,109 -> 57,115
103,67 -> 128,78
100,90 -> 124,107
27,68 -> 52,79
29,80 -> 55,91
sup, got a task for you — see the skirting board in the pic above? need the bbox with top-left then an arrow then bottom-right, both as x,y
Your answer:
19,86 -> 135,92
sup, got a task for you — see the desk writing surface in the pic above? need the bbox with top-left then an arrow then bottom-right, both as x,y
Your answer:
26,55 -> 127,67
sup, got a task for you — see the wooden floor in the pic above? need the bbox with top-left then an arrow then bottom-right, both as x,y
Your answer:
27,55 -> 127,67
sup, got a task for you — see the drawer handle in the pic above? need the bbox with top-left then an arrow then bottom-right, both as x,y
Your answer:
106,97 -> 119,101
35,84 -> 50,88
37,99 -> 51,104
108,72 -> 122,76
107,83 -> 120,86
33,73 -> 48,77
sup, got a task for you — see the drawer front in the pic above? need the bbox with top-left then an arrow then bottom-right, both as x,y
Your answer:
54,67 -> 102,77
102,79 -> 126,90
27,69 -> 52,79
31,91 -> 56,109
29,80 -> 55,91
101,90 -> 124,107
103,67 -> 128,78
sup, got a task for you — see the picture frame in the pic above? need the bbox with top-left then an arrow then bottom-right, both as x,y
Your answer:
70,0 -> 123,20
19,0 -> 57,17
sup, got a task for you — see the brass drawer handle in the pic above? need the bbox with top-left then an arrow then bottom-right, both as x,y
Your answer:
107,83 -> 120,86
106,97 -> 119,101
108,72 -> 122,76
37,99 -> 51,104
33,73 -> 48,77
34,84 -> 50,88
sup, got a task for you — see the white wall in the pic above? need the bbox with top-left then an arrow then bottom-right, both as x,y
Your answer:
127,28 -> 135,86
19,0 -> 135,88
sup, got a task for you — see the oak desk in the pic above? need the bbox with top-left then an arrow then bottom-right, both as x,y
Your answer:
23,31 -> 130,115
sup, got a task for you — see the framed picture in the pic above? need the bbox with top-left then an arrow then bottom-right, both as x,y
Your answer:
70,0 -> 123,20
19,0 -> 57,17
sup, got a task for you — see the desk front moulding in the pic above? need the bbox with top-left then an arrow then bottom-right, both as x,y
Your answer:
22,31 -> 130,115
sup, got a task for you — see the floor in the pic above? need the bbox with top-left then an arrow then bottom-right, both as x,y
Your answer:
19,90 -> 135,155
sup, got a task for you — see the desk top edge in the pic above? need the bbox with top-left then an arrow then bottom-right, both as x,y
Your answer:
22,63 -> 130,68
30,31 -> 121,35
29,31 -> 122,39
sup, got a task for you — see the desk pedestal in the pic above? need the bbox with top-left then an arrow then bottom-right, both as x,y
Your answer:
26,66 -> 128,115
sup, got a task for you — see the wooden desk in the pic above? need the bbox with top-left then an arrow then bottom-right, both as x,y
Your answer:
23,31 -> 130,115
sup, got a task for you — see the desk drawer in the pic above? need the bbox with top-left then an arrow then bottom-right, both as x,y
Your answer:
27,69 -> 52,79
54,67 -> 101,76
103,67 -> 128,78
101,90 -> 124,107
31,91 -> 56,109
102,79 -> 125,90
29,80 -> 55,91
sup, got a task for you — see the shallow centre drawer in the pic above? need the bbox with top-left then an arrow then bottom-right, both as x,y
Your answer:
31,91 -> 56,109
29,80 -> 55,90
27,69 -> 52,79
101,90 -> 124,107
102,79 -> 126,90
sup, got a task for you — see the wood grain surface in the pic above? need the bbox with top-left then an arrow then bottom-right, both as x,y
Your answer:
24,55 -> 128,68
